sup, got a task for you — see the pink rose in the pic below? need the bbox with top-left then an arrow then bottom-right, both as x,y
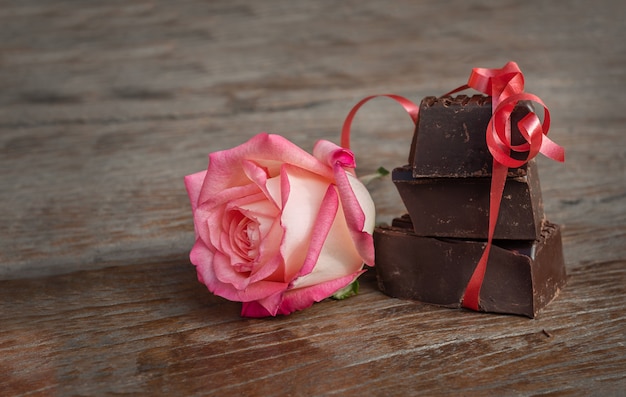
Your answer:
184,133 -> 375,317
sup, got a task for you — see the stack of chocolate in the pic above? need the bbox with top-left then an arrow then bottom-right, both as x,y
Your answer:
374,95 -> 567,318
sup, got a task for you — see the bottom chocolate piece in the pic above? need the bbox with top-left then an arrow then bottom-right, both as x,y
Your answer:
374,215 -> 567,318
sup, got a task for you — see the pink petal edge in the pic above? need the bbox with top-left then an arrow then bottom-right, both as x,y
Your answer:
277,270 -> 365,316
190,239 -> 288,303
313,139 -> 357,170
333,166 -> 375,266
296,185 -> 339,278
198,133 -> 334,205
184,170 -> 207,211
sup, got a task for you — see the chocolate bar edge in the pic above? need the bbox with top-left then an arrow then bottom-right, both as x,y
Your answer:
373,218 -> 567,318
411,94 -> 534,178
392,159 -> 545,240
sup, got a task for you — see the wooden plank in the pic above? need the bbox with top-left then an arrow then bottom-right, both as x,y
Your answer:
1,260 -> 624,395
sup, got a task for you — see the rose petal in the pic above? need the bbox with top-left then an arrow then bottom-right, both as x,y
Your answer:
190,239 -> 288,303
277,270 -> 364,315
345,172 -> 376,235
223,213 -> 250,266
211,250 -> 251,290
193,183 -> 261,250
313,140 -> 357,170
241,292 -> 283,317
227,192 -> 280,237
189,238 -> 214,286
184,170 -> 207,211
242,159 -> 282,209
296,185 -> 339,278
265,175 -> 282,210
333,167 -> 376,266
198,133 -> 334,205
279,164 -> 332,282
240,300 -> 273,317
242,291 -> 285,317
312,139 -> 375,265
247,219 -> 285,283
214,201 -> 287,287
291,196 -> 362,289
225,186 -> 286,284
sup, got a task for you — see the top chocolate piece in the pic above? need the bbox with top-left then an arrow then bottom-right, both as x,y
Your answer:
409,95 -> 532,178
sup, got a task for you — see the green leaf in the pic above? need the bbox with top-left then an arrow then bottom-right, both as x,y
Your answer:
331,280 -> 359,300
358,166 -> 390,186
376,166 -> 390,176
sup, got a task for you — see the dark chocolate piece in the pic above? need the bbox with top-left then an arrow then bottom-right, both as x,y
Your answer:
373,216 -> 567,318
410,95 -> 532,178
393,159 -> 545,240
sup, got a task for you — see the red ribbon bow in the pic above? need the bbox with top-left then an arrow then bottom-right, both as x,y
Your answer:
342,62 -> 565,312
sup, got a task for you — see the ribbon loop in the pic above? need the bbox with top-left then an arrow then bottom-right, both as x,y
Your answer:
341,94 -> 419,150
460,63 -> 564,311
467,61 -> 524,99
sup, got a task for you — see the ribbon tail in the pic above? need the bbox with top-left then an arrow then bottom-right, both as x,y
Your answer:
540,134 -> 565,162
462,161 -> 508,311
463,244 -> 491,311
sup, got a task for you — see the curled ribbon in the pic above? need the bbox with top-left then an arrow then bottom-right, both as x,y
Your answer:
341,94 -> 420,150
451,62 -> 564,311
341,62 -> 565,312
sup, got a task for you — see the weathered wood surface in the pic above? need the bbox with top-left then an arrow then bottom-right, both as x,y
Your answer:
1,0 -> 624,395
2,260 -> 624,396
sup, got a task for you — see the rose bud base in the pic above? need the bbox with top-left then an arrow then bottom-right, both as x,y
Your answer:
409,95 -> 532,178
392,159 -> 544,240
373,215 -> 567,318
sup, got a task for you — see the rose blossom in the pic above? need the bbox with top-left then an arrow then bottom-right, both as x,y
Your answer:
184,133 -> 375,317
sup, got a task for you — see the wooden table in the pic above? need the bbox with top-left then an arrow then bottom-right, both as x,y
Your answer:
1,1 -> 624,395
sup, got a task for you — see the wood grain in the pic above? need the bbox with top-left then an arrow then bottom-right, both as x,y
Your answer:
1,261 -> 624,396
0,0 -> 625,395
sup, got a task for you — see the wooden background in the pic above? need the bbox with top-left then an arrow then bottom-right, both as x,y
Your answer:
1,1 -> 624,395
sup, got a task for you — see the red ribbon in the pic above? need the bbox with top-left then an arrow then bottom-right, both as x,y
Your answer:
341,94 -> 420,150
341,62 -> 565,312
451,62 -> 564,311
